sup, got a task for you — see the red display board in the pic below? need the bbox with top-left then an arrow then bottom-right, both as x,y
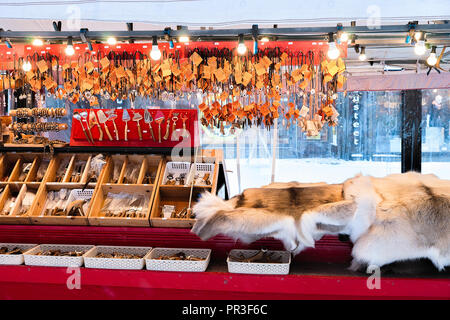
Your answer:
0,41 -> 347,69
69,108 -> 198,148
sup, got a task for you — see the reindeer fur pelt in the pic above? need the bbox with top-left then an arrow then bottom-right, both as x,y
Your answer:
192,172 -> 450,272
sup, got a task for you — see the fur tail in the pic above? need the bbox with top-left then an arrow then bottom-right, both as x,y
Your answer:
191,192 -> 235,240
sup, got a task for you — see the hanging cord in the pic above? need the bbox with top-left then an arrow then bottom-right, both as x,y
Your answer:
187,145 -> 200,217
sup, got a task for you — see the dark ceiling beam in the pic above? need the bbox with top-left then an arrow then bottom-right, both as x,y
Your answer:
1,23 -> 450,43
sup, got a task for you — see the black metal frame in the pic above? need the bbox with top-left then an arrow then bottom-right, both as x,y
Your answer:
401,89 -> 422,172
1,23 -> 450,47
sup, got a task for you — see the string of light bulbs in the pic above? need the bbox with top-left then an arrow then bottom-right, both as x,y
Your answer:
4,21 -> 447,69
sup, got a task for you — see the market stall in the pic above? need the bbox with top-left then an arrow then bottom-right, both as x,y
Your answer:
0,13 -> 449,300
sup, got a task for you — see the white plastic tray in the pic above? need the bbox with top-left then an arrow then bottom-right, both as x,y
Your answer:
227,249 -> 291,275
83,245 -> 152,270
0,243 -> 37,265
145,247 -> 211,272
64,188 -> 94,216
186,163 -> 215,187
24,244 -> 94,267
161,162 -> 190,185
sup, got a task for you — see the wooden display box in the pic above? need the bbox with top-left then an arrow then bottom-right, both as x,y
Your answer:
0,183 -> 39,224
30,184 -> 94,226
28,153 -> 109,226
150,157 -> 219,228
88,184 -> 155,227
100,155 -> 162,186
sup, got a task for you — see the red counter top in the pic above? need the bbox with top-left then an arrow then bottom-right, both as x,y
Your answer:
0,225 -> 448,300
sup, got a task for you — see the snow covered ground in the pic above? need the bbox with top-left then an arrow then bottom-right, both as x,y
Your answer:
223,158 -> 449,197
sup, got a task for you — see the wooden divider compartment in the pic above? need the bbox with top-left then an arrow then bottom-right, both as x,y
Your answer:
120,155 -> 143,184
138,155 -> 163,185
88,184 -> 154,227
10,155 -> 36,183
0,154 -> 14,182
150,185 -> 208,228
64,153 -> 92,184
150,156 -> 219,228
45,154 -> 75,184
30,183 -> 93,226
101,155 -> 127,184
0,184 -> 36,224
0,153 -> 36,183
22,154 -> 52,184
46,153 -> 95,187
101,155 -> 162,186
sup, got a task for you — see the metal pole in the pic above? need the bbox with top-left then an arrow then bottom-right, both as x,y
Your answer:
236,133 -> 241,194
271,119 -> 278,183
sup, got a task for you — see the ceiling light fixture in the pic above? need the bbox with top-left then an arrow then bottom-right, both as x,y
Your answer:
150,36 -> 161,61
358,47 -> 367,61
427,46 -> 438,66
179,36 -> 189,43
327,33 -> 340,60
32,38 -> 43,46
237,34 -> 247,55
107,37 -> 117,45
65,36 -> 75,56
414,32 -> 426,56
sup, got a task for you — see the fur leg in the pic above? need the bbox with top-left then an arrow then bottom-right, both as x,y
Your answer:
348,259 -> 366,272
299,200 -> 357,248
266,220 -> 302,251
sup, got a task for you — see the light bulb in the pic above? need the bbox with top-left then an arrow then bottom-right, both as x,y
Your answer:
65,36 -> 75,56
237,43 -> 247,55
107,37 -> 117,45
179,36 -> 189,43
237,34 -> 247,55
261,37 -> 269,42
32,38 -> 43,46
427,52 -> 437,66
327,42 -> 340,60
22,61 -> 32,72
414,40 -> 426,55
359,47 -> 367,61
65,45 -> 75,56
414,32 -> 422,41
150,45 -> 161,60
340,32 -> 349,42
